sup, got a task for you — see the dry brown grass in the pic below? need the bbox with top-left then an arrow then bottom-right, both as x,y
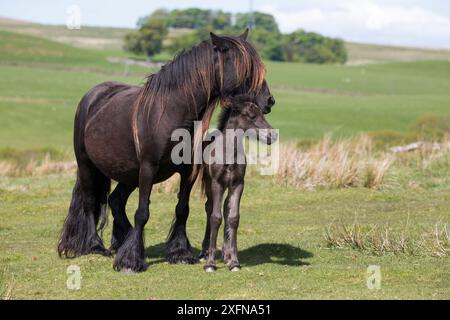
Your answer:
325,221 -> 450,257
275,135 -> 394,190
393,137 -> 450,170
0,154 -> 76,177
2,136 -> 449,196
153,174 -> 180,193
0,266 -> 14,300
421,223 -> 450,257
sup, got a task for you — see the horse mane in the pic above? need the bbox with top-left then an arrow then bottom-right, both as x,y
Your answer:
132,34 -> 266,159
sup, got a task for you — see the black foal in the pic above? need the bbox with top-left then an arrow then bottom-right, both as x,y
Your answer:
198,95 -> 277,272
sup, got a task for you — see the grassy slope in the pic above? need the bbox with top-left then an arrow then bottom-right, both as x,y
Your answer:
1,172 -> 450,299
0,17 -> 130,50
0,31 -> 151,149
345,42 -> 450,64
266,60 -> 450,139
1,31 -> 450,148
0,30 -> 450,299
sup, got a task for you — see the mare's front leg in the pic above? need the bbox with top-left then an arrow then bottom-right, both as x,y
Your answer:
204,181 -> 224,272
108,183 -> 135,252
166,169 -> 197,264
113,163 -> 157,272
222,182 -> 244,271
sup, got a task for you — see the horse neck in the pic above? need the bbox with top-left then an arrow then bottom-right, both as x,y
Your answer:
161,43 -> 220,122
185,91 -> 218,121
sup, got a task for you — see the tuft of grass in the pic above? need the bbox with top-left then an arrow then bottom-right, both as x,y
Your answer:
0,266 -> 14,300
0,153 -> 76,177
325,221 -> 450,257
394,137 -> 450,170
153,174 -> 180,194
421,223 -> 450,257
275,135 -> 394,190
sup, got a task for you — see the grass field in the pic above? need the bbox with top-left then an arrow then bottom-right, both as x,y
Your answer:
1,27 -> 450,300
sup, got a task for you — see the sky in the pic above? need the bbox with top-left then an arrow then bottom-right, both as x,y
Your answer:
1,0 -> 450,49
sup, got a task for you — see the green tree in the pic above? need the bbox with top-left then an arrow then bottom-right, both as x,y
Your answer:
211,11 -> 232,30
281,30 -> 347,64
123,31 -> 142,55
167,8 -> 232,30
167,26 -> 211,54
125,8 -> 347,64
234,12 -> 279,33
123,10 -> 169,59
246,28 -> 283,61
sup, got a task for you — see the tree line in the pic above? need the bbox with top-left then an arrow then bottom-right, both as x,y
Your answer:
124,8 -> 347,64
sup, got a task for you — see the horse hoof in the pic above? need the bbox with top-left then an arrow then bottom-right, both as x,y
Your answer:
198,250 -> 208,262
230,264 -> 241,272
204,266 -> 216,273
167,249 -> 198,264
113,257 -> 148,273
121,268 -> 135,274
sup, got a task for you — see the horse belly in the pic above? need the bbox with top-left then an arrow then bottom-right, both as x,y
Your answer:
84,99 -> 139,186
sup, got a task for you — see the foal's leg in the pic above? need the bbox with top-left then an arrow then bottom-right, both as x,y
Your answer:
204,181 -> 224,272
108,183 -> 135,252
113,163 -> 156,272
222,183 -> 244,271
222,197 -> 232,263
166,171 -> 197,264
199,196 -> 212,261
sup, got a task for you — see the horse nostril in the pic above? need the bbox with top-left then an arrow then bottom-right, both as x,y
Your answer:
268,96 -> 275,106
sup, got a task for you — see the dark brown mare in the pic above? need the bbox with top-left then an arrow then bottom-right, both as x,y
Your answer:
196,95 -> 276,272
57,30 -> 275,272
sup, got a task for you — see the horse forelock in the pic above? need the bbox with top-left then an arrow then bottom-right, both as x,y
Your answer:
223,37 -> 267,95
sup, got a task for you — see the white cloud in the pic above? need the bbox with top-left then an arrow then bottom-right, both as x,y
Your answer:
259,0 -> 450,49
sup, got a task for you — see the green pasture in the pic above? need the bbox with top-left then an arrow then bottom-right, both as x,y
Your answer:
0,29 -> 450,299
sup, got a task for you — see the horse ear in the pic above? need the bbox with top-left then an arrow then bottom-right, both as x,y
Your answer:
210,32 -> 228,51
239,28 -> 249,40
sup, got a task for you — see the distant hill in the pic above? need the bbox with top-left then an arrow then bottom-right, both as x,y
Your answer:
345,42 -> 450,65
0,16 -> 130,50
1,16 -> 450,63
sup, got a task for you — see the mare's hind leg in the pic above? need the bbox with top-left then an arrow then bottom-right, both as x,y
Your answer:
222,183 -> 244,271
166,170 -> 197,264
58,156 -> 111,258
109,183 -> 135,252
